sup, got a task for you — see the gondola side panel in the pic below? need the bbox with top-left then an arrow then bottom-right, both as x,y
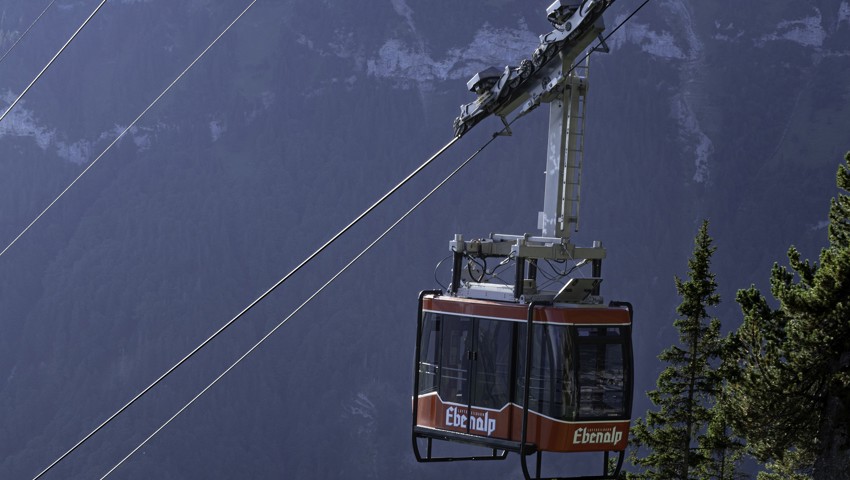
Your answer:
509,406 -> 630,452
416,393 -> 514,439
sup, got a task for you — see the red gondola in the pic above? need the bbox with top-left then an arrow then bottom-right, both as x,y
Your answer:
412,282 -> 633,479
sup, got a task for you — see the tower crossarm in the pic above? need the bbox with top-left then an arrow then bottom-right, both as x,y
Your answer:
453,0 -> 614,137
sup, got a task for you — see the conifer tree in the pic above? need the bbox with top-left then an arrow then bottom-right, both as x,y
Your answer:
726,152 -> 850,479
699,380 -> 747,479
629,221 -> 730,479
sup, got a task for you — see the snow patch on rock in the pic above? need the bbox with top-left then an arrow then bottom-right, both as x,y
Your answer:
345,392 -> 376,420
671,94 -> 714,184
0,29 -> 20,50
55,139 -> 93,165
132,131 -> 152,150
366,21 -> 537,88
0,91 -> 56,150
608,19 -> 686,59
609,1 -> 704,59
757,10 -> 827,47
659,1 -> 712,185
840,2 -> 850,25
301,75 -> 358,99
391,0 -> 416,33
260,91 -> 276,110
298,28 -> 366,65
811,220 -> 830,231
666,0 -> 703,59
0,91 -> 163,164
342,392 -> 377,440
5,365 -> 16,386
712,21 -> 744,42
209,119 -> 226,142
98,124 -> 155,150
295,33 -> 317,52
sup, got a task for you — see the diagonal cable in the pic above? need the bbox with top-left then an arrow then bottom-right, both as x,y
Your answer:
31,135 -> 458,480
29,1 -> 263,478
0,0 -> 104,124
514,0 -> 654,125
588,0 -> 652,56
37,0 -> 653,476
102,1 -> 654,473
0,0 -> 56,66
99,124 -> 507,479
0,0 -> 257,261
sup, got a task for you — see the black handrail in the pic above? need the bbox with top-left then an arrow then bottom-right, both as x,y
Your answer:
412,290 -> 442,461
520,301 -> 549,478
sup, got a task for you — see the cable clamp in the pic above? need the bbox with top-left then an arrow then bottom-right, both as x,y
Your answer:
493,116 -> 512,138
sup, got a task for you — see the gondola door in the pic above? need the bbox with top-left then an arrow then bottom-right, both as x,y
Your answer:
437,314 -> 514,439
438,315 -> 474,428
469,318 -> 513,439
415,297 -> 520,443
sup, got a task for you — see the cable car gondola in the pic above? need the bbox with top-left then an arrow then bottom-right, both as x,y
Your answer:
412,2 -> 631,478
412,260 -> 634,479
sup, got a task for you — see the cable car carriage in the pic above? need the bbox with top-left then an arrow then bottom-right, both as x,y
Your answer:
412,239 -> 634,479
412,2 -> 631,478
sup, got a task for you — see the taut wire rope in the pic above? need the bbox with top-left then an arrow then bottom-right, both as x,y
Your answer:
99,124 -> 508,479
33,0 -> 655,475
0,0 -> 105,124
31,135 -> 459,480
29,1 -> 262,478
0,0 -> 56,65
0,0 -> 258,260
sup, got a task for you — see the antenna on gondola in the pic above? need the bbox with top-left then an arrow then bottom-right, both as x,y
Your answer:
412,1 -> 637,478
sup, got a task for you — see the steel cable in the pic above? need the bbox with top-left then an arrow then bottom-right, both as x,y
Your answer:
0,0 -> 105,124
30,2 -> 262,478
99,125 -> 507,479
0,0 -> 56,66
34,0 -> 654,475
33,133 -> 459,479
94,3 -> 657,472
0,0 -> 258,260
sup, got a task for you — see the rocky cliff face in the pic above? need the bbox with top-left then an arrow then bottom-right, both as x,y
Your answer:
0,1 -> 848,478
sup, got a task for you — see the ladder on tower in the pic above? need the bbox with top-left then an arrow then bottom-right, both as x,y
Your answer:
540,59 -> 589,242
564,61 -> 588,235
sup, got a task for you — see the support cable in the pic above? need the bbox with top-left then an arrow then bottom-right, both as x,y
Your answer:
1,0 -> 651,262
29,2 -> 264,479
100,124 -> 509,480
537,0 -> 656,100
586,0 -> 652,58
0,0 -> 105,124
0,0 -> 258,261
32,133 -> 459,480
35,0 -> 653,476
555,0 -> 653,81
0,0 -> 56,66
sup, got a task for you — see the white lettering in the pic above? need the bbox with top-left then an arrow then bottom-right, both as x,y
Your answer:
444,407 -> 497,436
573,426 -> 623,445
472,415 -> 483,432
445,406 -> 467,428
